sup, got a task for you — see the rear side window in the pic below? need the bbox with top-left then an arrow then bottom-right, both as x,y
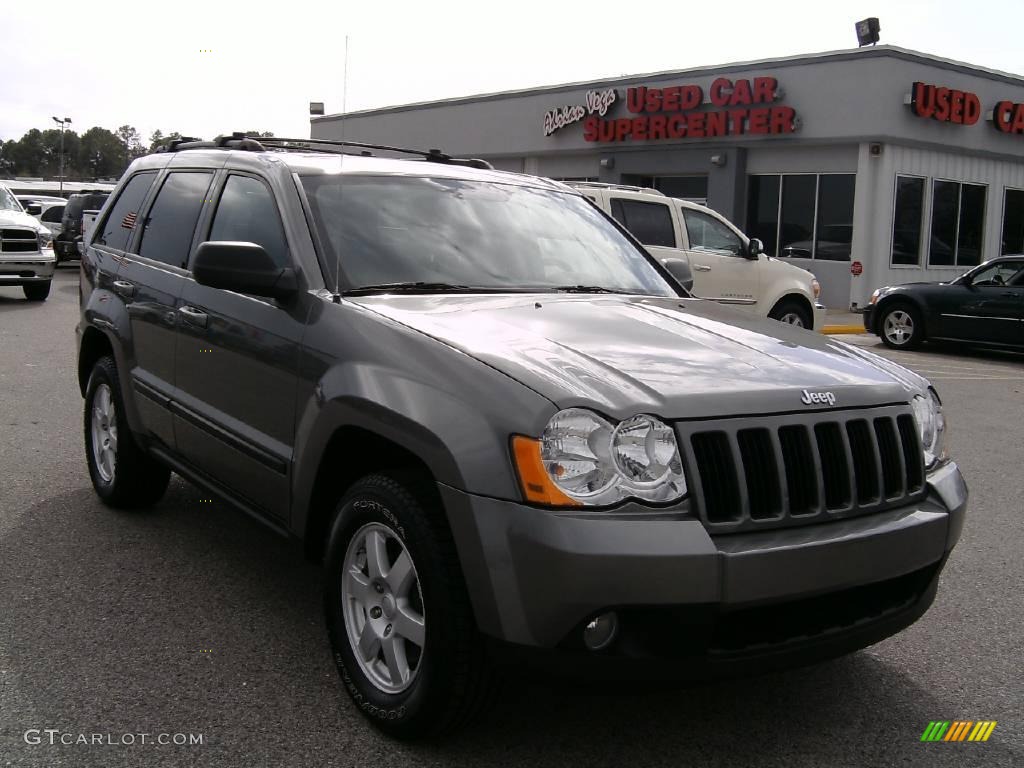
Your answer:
207,175 -> 288,267
137,171 -> 214,267
609,198 -> 676,248
94,173 -> 157,251
42,205 -> 65,223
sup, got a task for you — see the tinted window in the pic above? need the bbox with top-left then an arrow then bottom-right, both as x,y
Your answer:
137,172 -> 213,267
94,173 -> 157,251
814,175 -> 855,261
41,205 -> 65,223
682,208 -> 743,255
778,175 -> 816,258
208,175 -> 288,267
957,183 -> 986,267
892,176 -> 925,265
746,175 -> 780,257
1002,189 -> 1024,255
611,199 -> 676,247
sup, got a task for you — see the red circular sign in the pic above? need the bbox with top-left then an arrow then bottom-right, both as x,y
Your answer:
851,261 -> 863,276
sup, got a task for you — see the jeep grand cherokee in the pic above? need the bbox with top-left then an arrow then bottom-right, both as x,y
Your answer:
76,135 -> 966,739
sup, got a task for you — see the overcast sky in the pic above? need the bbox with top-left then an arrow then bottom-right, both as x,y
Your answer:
2,0 -> 1021,144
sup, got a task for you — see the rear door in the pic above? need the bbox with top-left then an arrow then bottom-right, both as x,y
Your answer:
679,206 -> 759,307
117,169 -> 216,448
172,172 -> 305,521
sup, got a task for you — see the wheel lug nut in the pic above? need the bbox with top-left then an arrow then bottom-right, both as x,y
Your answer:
384,624 -> 392,637
370,606 -> 382,619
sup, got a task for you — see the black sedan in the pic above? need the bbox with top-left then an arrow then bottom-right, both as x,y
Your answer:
864,255 -> 1024,350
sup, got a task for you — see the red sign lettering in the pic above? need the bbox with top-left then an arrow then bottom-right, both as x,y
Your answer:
992,100 -> 1024,134
910,82 -> 981,126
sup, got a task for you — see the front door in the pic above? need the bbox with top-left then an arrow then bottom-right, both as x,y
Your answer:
936,260 -> 1024,344
679,206 -> 759,307
173,173 -> 304,520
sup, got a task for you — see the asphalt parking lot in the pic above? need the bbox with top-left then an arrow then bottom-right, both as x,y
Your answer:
1,267 -> 1021,767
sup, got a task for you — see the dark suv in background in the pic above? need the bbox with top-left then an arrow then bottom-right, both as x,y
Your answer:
77,134 -> 966,739
56,190 -> 109,262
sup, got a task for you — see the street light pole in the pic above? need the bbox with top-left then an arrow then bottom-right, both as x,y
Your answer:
51,116 -> 71,195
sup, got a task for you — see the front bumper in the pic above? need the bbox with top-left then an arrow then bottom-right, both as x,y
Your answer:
863,305 -> 876,333
442,461 -> 966,669
0,253 -> 56,283
812,302 -> 827,332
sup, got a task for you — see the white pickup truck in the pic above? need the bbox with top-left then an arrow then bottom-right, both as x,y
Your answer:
0,183 -> 56,301
571,182 -> 825,330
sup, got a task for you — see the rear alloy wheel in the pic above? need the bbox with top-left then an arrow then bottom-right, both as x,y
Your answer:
879,303 -> 924,349
23,282 -> 51,301
84,355 -> 171,507
769,299 -> 812,329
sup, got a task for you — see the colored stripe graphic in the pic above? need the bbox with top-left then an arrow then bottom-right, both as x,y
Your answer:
921,721 -> 996,742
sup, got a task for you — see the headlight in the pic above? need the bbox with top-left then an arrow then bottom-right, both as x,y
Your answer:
37,230 -> 53,249
869,288 -> 883,305
912,390 -> 947,468
811,277 -> 821,300
512,408 -> 687,507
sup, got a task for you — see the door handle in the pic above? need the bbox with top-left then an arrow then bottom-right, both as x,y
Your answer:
178,305 -> 209,328
1002,291 -> 1020,297
693,265 -> 712,272
112,280 -> 136,299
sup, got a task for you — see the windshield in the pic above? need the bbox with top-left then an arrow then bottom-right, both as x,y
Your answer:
300,175 -> 677,296
0,186 -> 23,212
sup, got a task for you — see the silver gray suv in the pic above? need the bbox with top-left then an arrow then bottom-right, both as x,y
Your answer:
76,135 -> 967,739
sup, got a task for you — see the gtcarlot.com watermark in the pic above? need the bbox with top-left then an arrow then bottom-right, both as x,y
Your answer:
24,729 -> 204,747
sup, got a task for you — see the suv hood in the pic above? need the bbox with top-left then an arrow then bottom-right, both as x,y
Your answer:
0,210 -> 43,230
353,294 -> 926,418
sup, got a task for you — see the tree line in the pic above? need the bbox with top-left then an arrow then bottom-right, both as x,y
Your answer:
0,126 -> 275,181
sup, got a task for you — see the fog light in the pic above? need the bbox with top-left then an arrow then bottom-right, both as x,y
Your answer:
582,611 -> 618,651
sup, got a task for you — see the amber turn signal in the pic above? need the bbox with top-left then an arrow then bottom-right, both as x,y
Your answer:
511,436 -> 580,507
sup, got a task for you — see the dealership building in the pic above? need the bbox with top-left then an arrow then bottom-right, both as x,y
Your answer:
311,45 -> 1024,308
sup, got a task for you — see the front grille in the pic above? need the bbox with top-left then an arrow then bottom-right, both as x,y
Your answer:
679,405 -> 927,533
1,228 -> 39,253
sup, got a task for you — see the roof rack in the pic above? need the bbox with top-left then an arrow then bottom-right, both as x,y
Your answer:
157,133 -> 494,170
563,181 -> 665,195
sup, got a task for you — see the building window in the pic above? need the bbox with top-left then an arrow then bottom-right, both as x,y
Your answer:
553,177 -> 599,182
928,180 -> 986,267
1001,188 -> 1024,255
746,173 -> 856,260
628,175 -> 708,204
891,175 -> 925,266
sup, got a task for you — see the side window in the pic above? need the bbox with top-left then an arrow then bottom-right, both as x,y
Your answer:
971,261 -> 1024,286
612,199 -> 676,248
94,172 -> 157,251
137,171 -> 214,267
41,205 -> 65,223
207,175 -> 288,267
682,209 -> 744,255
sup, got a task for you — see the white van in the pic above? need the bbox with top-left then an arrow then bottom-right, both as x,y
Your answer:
571,182 -> 825,330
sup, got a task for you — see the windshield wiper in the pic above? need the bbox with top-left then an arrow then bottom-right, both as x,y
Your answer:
343,281 -> 481,295
550,285 -> 634,294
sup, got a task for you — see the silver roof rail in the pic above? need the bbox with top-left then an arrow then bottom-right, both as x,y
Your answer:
563,181 -> 666,196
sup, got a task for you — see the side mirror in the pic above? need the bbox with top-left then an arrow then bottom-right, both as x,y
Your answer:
661,257 -> 694,293
26,203 -> 42,216
747,238 -> 765,259
193,241 -> 298,301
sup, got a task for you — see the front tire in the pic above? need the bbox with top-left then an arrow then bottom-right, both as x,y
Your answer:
769,298 -> 812,329
324,473 -> 492,739
84,355 -> 171,507
23,282 -> 51,301
878,302 -> 924,349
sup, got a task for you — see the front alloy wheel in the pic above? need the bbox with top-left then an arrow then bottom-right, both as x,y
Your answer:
90,383 -> 118,484
879,304 -> 924,349
341,522 -> 426,694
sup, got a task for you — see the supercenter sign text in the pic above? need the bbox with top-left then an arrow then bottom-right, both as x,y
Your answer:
543,77 -> 798,143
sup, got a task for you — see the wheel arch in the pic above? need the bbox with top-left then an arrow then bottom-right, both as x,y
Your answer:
78,326 -> 115,396
769,292 -> 815,325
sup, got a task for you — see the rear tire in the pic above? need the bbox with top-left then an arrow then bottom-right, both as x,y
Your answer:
769,298 -> 812,329
878,302 -> 924,349
84,355 -> 171,508
324,472 -> 493,739
23,282 -> 51,301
